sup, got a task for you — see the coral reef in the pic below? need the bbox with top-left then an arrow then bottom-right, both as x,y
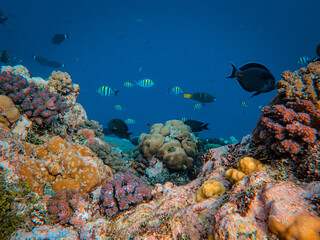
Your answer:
195,179 -> 225,202
19,136 -> 113,194
47,189 -> 92,228
100,172 -> 152,217
0,95 -> 21,130
48,70 -> 80,107
0,70 -> 68,125
138,120 -> 199,171
253,63 -> 320,180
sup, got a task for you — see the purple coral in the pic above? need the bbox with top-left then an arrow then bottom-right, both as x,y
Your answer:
47,189 -> 92,228
100,173 -> 152,217
0,71 -> 68,125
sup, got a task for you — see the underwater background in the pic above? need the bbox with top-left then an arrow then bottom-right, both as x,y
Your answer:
1,0 -> 320,140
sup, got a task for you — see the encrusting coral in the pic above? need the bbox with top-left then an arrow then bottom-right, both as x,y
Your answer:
19,136 -> 113,194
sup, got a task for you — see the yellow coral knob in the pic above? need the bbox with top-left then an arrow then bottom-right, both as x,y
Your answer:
225,168 -> 246,183
196,180 -> 225,202
237,157 -> 264,175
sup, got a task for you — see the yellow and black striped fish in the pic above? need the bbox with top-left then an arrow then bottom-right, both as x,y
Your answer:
135,78 -> 155,88
168,86 -> 184,95
97,86 -> 119,96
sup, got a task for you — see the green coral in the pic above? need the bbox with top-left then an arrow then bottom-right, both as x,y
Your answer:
0,169 -> 36,238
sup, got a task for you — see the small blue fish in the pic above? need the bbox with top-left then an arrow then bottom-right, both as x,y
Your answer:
194,103 -> 203,110
97,86 -> 119,96
123,81 -> 134,88
125,118 -> 136,124
297,56 -> 311,65
114,104 -> 124,111
135,79 -> 154,88
168,86 -> 184,95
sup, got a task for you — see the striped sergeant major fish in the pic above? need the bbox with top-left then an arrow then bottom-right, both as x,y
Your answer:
135,78 -> 155,88
97,86 -> 119,96
168,86 -> 184,95
296,56 -> 312,65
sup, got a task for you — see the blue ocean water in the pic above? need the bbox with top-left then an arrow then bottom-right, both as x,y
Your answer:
1,0 -> 319,140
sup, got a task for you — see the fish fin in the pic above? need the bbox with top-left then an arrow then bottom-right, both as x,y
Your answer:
239,63 -> 270,72
226,63 -> 238,78
114,90 -> 120,96
168,88 -> 171,94
202,123 -> 209,130
250,92 -> 262,98
184,94 -> 192,98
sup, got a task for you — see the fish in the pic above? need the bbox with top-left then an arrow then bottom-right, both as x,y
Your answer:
194,103 -> 203,110
0,50 -> 11,63
0,10 -> 8,25
114,104 -> 124,111
135,78 -> 154,88
103,119 -> 132,139
240,101 -> 248,108
168,86 -> 184,95
97,86 -> 119,96
183,92 -> 216,103
227,62 -> 275,98
33,55 -> 65,68
51,33 -> 69,44
317,44 -> 320,57
184,120 -> 209,132
181,117 -> 189,122
125,118 -> 136,124
123,81 -> 134,87
296,56 -> 311,65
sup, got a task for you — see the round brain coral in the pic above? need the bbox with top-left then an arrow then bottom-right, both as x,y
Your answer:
138,120 -> 199,171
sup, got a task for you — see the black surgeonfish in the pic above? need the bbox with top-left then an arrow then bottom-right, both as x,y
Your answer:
33,55 -> 65,68
51,33 -> 69,44
227,63 -> 275,98
183,92 -> 216,103
103,119 -> 132,139
0,10 -> 8,25
0,50 -> 11,63
184,120 -> 209,132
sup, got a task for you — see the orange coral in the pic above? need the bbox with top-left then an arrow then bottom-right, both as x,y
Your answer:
19,136 -> 113,194
0,95 -> 21,130
276,63 -> 320,109
269,213 -> 320,240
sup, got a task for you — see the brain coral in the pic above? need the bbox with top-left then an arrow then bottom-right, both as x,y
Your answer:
19,136 -> 113,194
138,120 -> 199,170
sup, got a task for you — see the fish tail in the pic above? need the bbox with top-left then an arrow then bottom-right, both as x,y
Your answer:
226,63 -> 238,78
184,94 -> 192,99
114,90 -> 120,96
250,91 -> 261,98
202,123 -> 209,130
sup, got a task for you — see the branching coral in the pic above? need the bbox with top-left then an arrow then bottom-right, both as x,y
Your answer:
0,71 -> 68,125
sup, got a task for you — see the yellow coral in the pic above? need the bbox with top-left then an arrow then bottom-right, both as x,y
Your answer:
268,213 -> 320,240
0,95 -> 21,130
19,136 -> 113,194
195,180 -> 225,202
237,157 -> 265,175
225,168 -> 246,184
